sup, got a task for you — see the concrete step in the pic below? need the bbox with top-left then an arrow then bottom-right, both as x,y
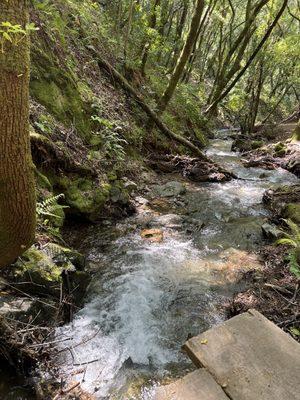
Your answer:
154,369 -> 230,400
184,309 -> 300,400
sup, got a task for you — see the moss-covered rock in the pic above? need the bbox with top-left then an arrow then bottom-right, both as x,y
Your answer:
274,142 -> 287,157
231,138 -> 252,152
283,203 -> 300,225
12,247 -> 65,297
251,140 -> 264,150
11,245 -> 88,303
53,175 -> 111,221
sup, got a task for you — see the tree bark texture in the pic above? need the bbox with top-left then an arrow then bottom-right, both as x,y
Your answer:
0,0 -> 36,267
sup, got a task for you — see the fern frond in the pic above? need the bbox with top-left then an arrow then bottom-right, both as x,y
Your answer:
276,238 -> 297,247
37,193 -> 68,219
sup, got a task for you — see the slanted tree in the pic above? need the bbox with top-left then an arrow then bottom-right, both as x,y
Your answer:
0,0 -> 36,268
156,0 -> 205,115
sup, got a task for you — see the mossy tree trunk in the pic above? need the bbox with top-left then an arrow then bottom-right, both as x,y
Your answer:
0,0 -> 36,268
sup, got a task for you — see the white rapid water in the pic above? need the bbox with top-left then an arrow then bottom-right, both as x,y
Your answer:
53,131 -> 298,399
55,233 -> 225,398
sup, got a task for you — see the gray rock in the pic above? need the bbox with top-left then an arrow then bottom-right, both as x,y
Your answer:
0,297 -> 33,316
261,223 -> 283,240
123,178 -> 138,193
154,181 -> 186,197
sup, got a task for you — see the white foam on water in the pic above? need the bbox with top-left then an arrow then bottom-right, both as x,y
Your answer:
55,235 -> 204,397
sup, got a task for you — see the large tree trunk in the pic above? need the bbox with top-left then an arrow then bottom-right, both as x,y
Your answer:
157,0 -> 205,114
0,0 -> 36,268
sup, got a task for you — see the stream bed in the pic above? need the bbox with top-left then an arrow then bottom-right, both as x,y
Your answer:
2,131 -> 298,399
52,131 -> 298,399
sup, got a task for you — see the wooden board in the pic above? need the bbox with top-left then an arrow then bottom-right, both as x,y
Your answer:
154,369 -> 230,400
184,309 -> 300,400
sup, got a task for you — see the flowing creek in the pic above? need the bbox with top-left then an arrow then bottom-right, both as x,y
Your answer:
53,131 -> 298,399
2,131 -> 298,399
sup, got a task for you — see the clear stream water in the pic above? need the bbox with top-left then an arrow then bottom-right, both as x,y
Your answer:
52,131 -> 297,399
2,131 -> 298,399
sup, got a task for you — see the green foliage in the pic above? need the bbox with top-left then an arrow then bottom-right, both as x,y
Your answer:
91,115 -> 128,161
37,193 -> 67,220
276,219 -> 300,279
0,21 -> 38,52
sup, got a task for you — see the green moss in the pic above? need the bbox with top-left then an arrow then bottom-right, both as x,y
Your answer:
12,244 -> 86,300
34,168 -> 52,190
283,203 -> 300,225
16,247 -> 63,283
274,142 -> 287,157
54,176 -> 111,220
251,140 -> 264,150
30,46 -> 92,139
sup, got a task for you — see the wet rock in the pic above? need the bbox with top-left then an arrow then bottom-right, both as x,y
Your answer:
183,217 -> 205,233
152,214 -> 183,229
148,155 -> 233,182
261,223 -> 283,240
154,181 -> 186,197
141,229 -> 164,243
123,178 -> 138,193
231,138 -> 252,152
243,156 -> 278,170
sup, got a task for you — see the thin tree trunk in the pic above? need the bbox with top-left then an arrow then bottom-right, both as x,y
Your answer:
0,0 -> 36,268
205,0 -> 288,117
157,0 -> 205,114
124,0 -> 135,62
140,0 -> 161,77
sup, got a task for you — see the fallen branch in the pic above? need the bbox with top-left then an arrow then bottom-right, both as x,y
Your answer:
87,46 -> 236,178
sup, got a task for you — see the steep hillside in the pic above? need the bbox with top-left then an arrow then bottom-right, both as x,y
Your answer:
28,0 -> 209,225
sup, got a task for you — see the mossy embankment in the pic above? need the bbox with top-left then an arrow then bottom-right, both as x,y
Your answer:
27,0 -> 211,225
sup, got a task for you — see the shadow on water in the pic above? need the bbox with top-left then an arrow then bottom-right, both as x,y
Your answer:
0,363 -> 35,400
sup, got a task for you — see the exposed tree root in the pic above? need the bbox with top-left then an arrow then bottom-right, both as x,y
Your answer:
30,132 -> 97,177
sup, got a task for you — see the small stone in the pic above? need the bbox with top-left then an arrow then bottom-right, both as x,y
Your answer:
141,229 -> 164,243
123,179 -> 138,193
261,223 -> 283,240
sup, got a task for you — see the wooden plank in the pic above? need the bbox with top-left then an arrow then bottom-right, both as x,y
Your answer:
184,309 -> 300,400
154,369 -> 230,400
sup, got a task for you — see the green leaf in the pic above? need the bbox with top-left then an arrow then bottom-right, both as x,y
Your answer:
2,32 -> 12,42
290,328 -> 300,336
